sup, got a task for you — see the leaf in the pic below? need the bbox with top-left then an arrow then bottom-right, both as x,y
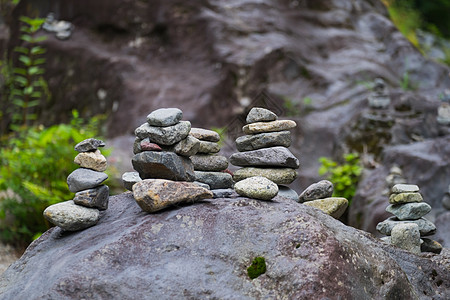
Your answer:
20,34 -> 32,42
12,99 -> 25,107
14,46 -> 29,54
13,67 -> 27,75
31,46 -> 46,55
24,86 -> 34,95
33,36 -> 47,43
31,91 -> 42,98
28,66 -> 40,75
14,75 -> 28,86
33,58 -> 46,65
19,55 -> 32,66
27,100 -> 41,107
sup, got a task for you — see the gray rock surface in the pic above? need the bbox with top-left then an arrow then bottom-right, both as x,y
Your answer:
135,121 -> 191,146
2,193 -> 448,299
234,176 -> 278,201
246,107 -> 277,124
389,192 -> 423,204
191,154 -> 229,171
212,188 -> 239,199
197,141 -> 220,154
66,168 -> 108,193
122,171 -> 142,191
298,180 -> 334,203
242,120 -> 296,135
74,150 -> 107,172
189,128 -> 220,142
132,151 -> 195,182
391,223 -> 421,254
43,200 -> 100,231
173,135 -> 200,157
303,197 -> 348,219
391,184 -> 420,193
193,181 -> 210,190
386,202 -> 432,220
376,217 -> 436,236
194,171 -> 233,189
232,167 -> 297,185
74,138 -> 105,153
276,185 -> 299,202
73,185 -> 109,210
146,108 -> 182,127
420,238 -> 443,254
235,131 -> 291,152
229,146 -> 300,168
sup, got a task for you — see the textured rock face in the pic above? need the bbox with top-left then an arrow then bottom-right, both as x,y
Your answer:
1,193 -> 449,299
230,146 -> 300,168
43,200 -> 100,231
233,167 -> 298,185
66,168 -> 108,193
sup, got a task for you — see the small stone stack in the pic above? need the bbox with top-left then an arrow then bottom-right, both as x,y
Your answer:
43,138 -> 109,231
376,184 -> 442,254
229,107 -> 299,200
368,78 -> 390,109
189,128 -> 233,190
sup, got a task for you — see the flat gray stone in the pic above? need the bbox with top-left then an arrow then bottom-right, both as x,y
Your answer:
298,180 -> 334,203
74,185 -> 109,210
43,200 -> 100,231
173,135 -> 200,157
191,154 -> 229,171
189,128 -> 220,142
212,188 -> 239,199
232,167 -> 297,185
194,171 -> 233,189
229,146 -> 299,168
277,185 -> 299,201
135,121 -> 191,146
235,131 -> 291,152
74,138 -> 105,153
234,176 -> 278,201
122,172 -> 142,191
376,217 -> 436,236
246,107 -> 277,124
133,137 -> 143,154
242,120 -> 296,135
391,184 -> 419,193
132,151 -> 195,182
442,194 -> 450,210
193,181 -> 210,190
389,192 -> 423,204
67,168 -> 108,193
146,108 -> 183,127
386,202 -> 432,220
197,141 -> 220,154
303,197 -> 348,219
391,223 -> 421,254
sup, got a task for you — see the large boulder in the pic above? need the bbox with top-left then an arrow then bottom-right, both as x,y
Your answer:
1,193 -> 448,299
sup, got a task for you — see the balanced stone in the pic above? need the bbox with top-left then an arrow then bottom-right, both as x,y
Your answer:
197,141 -> 220,154
133,137 -> 144,154
376,217 -> 436,236
43,200 -> 100,231
132,151 -> 195,182
232,167 -> 297,185
236,131 -> 291,152
443,193 -> 450,210
246,107 -> 277,124
193,181 -> 210,190
132,179 -> 213,213
386,202 -> 432,220
122,172 -> 142,191
242,120 -> 296,135
74,150 -> 107,172
303,197 -> 348,219
146,108 -> 182,127
67,168 -> 108,193
194,171 -> 233,189
141,141 -> 162,152
298,180 -> 334,203
389,192 -> 423,204
189,128 -> 220,142
74,138 -> 105,153
391,223 -> 421,254
277,185 -> 299,201
212,188 -> 239,199
391,184 -> 419,193
229,146 -> 299,168
74,185 -> 109,210
173,135 -> 200,157
135,121 -> 191,146
191,154 -> 229,171
234,176 -> 278,201
421,238 -> 443,254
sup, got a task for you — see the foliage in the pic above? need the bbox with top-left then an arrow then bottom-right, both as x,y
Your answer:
210,126 -> 227,148
282,96 -> 301,116
318,153 -> 362,205
0,111 -> 108,245
247,257 -> 266,279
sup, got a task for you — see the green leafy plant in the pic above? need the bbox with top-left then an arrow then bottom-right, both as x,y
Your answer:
282,96 -> 301,116
247,257 -> 266,279
210,126 -> 227,148
318,153 -> 362,205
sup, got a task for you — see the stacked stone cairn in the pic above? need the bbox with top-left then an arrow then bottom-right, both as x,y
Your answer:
43,138 -> 109,231
190,128 -> 233,190
368,78 -> 390,109
229,107 -> 299,201
376,184 -> 442,254
122,108 -> 212,213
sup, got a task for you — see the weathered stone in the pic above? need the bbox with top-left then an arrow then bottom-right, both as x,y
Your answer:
132,179 -> 213,213
303,197 -> 348,219
442,193 -> 450,210
191,154 -> 228,171
146,108 -> 183,127
242,120 -> 296,135
173,135 -> 200,157
66,168 -> 108,193
134,121 -> 191,146
132,151 -> 195,182
234,176 -> 278,201
386,202 -> 431,220
189,128 -> 220,142
389,192 -> 423,204
376,217 -> 436,236
141,141 -> 162,152
43,200 -> 100,231
194,171 -> 233,189
246,107 -> 277,124
437,103 -> 450,125
277,185 -> 299,201
74,150 -> 107,172
391,223 -> 421,254
421,238 -> 443,254
133,137 -> 143,154
74,138 -> 105,153
298,180 -> 334,203
391,184 -> 420,193
73,185 -> 109,210
212,188 -> 239,199
229,146 -> 299,168
235,131 -> 291,152
122,172 -> 142,191
193,181 -> 210,190
233,167 -> 297,185
197,141 -> 220,154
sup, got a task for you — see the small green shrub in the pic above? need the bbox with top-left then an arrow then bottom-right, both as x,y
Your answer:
247,257 -> 266,280
318,153 -> 362,205
210,126 -> 227,148
282,96 -> 301,116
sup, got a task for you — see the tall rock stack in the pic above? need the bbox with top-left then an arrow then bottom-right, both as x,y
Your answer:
43,138 -> 109,231
376,184 -> 442,254
230,107 -> 299,199
190,128 -> 233,189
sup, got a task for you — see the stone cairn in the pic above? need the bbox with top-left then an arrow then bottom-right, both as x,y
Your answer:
376,183 -> 442,254
229,107 -> 299,201
442,184 -> 450,211
368,78 -> 390,109
43,138 -> 109,231
122,108 -> 212,213
190,128 -> 233,190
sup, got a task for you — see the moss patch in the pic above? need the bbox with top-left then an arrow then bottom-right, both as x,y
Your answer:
247,257 -> 266,279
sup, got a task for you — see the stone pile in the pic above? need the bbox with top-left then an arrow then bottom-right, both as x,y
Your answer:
229,107 -> 299,200
43,138 -> 109,231
442,184 -> 450,210
368,78 -> 390,109
189,128 -> 233,189
383,165 -> 406,196
376,184 -> 442,254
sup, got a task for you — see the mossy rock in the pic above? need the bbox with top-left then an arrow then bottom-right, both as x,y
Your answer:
247,257 -> 266,279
